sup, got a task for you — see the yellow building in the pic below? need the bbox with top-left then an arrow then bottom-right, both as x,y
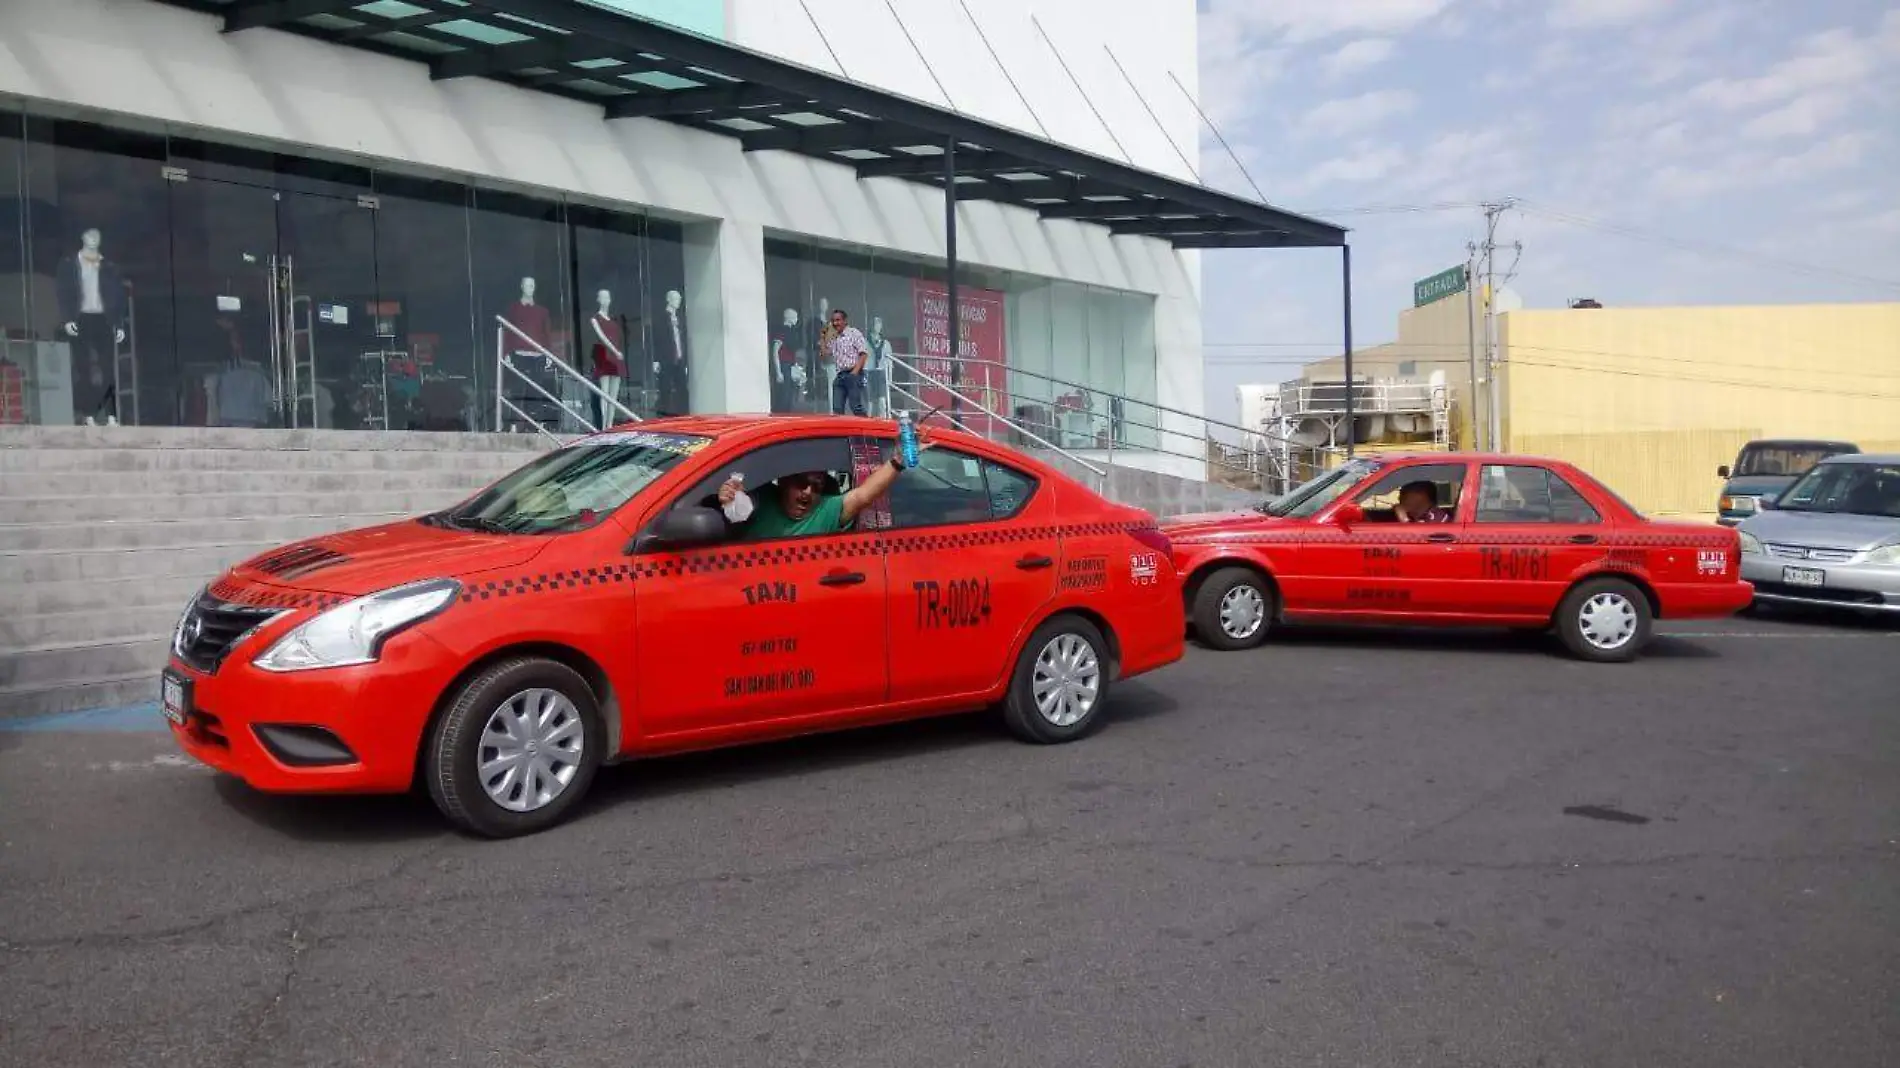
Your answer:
1295,298 -> 1900,517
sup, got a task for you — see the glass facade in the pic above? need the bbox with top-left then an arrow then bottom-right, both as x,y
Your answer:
0,108 -> 687,431
764,237 -> 1160,450
0,104 -> 1163,443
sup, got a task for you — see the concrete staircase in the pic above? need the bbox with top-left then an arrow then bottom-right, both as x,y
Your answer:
0,427 -> 551,719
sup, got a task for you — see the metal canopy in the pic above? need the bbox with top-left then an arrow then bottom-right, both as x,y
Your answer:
157,0 -> 1345,250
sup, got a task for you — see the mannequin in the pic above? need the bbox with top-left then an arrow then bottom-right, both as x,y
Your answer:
657,288 -> 688,416
589,289 -> 626,427
501,277 -> 557,428
771,308 -> 806,413
57,228 -> 128,426
867,315 -> 894,418
815,295 -> 837,375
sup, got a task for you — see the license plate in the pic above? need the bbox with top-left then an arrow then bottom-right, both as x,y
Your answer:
1782,565 -> 1825,589
161,672 -> 191,726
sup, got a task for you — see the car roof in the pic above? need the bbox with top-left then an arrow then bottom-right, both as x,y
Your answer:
1817,452 -> 1899,465
1343,452 -> 1578,466
1741,439 -> 1857,448
600,414 -> 1042,468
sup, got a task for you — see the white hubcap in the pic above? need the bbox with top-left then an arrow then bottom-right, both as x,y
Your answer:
479,688 -> 586,813
1032,633 -> 1101,727
1219,584 -> 1267,640
1578,592 -> 1639,650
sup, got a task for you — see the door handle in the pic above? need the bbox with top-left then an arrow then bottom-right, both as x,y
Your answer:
1426,532 -> 1456,543
1569,534 -> 1600,545
818,570 -> 866,587
1016,554 -> 1055,571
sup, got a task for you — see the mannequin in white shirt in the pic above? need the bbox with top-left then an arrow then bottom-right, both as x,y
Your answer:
58,228 -> 128,426
772,308 -> 805,412
657,288 -> 688,416
867,315 -> 894,417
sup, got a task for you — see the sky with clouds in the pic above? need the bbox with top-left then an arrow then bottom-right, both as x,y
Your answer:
1192,0 -> 1900,423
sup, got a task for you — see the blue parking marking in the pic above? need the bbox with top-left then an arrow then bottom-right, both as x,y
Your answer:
0,703 -> 167,733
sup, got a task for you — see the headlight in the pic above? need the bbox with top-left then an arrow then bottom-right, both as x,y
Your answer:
253,579 -> 461,673
1868,544 -> 1900,566
1738,531 -> 1763,555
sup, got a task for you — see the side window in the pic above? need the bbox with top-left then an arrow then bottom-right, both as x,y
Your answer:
1476,465 -> 1602,524
889,447 -> 992,529
984,460 -> 1038,519
1350,463 -> 1467,520
667,436 -> 856,541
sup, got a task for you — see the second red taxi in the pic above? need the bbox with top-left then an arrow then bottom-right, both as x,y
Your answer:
1167,453 -> 1752,662
160,416 -> 1183,837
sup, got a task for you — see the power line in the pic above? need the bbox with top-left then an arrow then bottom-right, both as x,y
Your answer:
1503,354 -> 1900,400
1031,14 -> 1131,164
794,0 -> 848,77
884,1 -> 958,113
1203,340 -> 1900,378
1106,45 -> 1201,181
1167,69 -> 1270,205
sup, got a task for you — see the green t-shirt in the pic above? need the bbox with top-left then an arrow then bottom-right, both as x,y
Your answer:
742,492 -> 847,541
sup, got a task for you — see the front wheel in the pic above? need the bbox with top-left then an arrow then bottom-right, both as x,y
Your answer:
1554,578 -> 1653,663
425,657 -> 604,838
1191,567 -> 1276,650
1001,616 -> 1112,744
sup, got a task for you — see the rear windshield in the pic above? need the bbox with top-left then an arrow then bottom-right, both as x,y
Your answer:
431,430 -> 711,535
1733,445 -> 1842,478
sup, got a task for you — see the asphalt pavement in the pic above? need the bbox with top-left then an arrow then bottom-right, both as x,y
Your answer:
3,611 -> 1897,1068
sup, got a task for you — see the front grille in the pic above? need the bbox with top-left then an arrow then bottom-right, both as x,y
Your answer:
1753,581 -> 1884,607
1767,543 -> 1857,563
175,594 -> 285,674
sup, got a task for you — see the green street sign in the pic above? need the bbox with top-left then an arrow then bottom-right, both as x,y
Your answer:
1413,265 -> 1468,307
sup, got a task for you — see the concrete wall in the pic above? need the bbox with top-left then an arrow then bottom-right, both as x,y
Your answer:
1501,302 -> 1900,514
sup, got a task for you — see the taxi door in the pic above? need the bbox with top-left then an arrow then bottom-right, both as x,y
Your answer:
1456,463 -> 1612,621
631,434 -> 890,739
1301,461 -> 1473,616
879,442 -> 1060,704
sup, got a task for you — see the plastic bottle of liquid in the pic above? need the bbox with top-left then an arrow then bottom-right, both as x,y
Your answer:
897,411 -> 919,469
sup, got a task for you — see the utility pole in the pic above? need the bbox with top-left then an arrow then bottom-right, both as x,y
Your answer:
1477,199 -> 1518,453
1463,243 -> 1480,450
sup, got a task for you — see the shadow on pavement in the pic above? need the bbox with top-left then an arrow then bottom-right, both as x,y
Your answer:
206,680 -> 1182,840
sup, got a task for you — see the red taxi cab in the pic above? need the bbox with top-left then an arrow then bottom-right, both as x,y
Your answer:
160,417 -> 1182,837
1167,453 -> 1752,662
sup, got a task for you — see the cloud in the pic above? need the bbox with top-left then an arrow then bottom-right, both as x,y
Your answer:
1197,7 -> 1288,128
1297,145 -> 1409,189
1547,0 -> 1674,29
1207,0 -> 1454,44
1692,27 -> 1882,110
1741,91 -> 1849,140
1300,89 -> 1417,134
1321,38 -> 1398,79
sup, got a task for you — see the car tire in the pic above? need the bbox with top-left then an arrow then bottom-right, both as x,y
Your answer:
1001,615 -> 1112,745
1554,577 -> 1653,663
1191,567 -> 1276,651
425,657 -> 605,838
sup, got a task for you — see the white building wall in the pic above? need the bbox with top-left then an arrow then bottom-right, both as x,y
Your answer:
0,0 -> 1206,469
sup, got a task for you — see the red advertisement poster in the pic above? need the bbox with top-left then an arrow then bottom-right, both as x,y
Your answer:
910,280 -> 1007,434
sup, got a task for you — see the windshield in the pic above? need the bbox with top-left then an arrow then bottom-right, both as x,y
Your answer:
1733,444 -> 1842,478
434,430 -> 712,535
1775,462 -> 1900,518
1266,459 -> 1382,518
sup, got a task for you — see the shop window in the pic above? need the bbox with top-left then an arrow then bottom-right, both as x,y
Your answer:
472,190 -> 574,434
0,107 -> 27,426
373,173 -> 476,433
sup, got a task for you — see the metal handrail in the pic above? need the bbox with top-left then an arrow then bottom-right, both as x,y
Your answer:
493,316 -> 641,434
887,353 -> 1106,478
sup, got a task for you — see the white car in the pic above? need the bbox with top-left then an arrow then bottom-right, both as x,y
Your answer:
1737,453 -> 1900,618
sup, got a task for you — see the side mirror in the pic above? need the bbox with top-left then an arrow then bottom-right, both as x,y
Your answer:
1333,502 -> 1365,527
1717,465 -> 1730,479
1756,496 -> 1775,511
632,506 -> 727,553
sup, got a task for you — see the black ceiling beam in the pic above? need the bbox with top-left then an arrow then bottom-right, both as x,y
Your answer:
335,6 -> 468,42
854,153 -> 1037,179
1169,232 -> 1307,250
223,0 -> 352,33
1109,217 -> 1270,237
1034,199 -> 1170,220
431,37 -> 614,81
607,83 -> 802,120
454,0 -> 1342,244
740,122 -> 922,154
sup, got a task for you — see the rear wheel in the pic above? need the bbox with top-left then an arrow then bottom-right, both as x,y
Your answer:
1554,578 -> 1652,663
1001,615 -> 1111,744
1191,567 -> 1276,650
425,657 -> 604,838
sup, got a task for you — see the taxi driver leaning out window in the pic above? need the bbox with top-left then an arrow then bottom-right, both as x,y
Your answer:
715,441 -> 928,540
